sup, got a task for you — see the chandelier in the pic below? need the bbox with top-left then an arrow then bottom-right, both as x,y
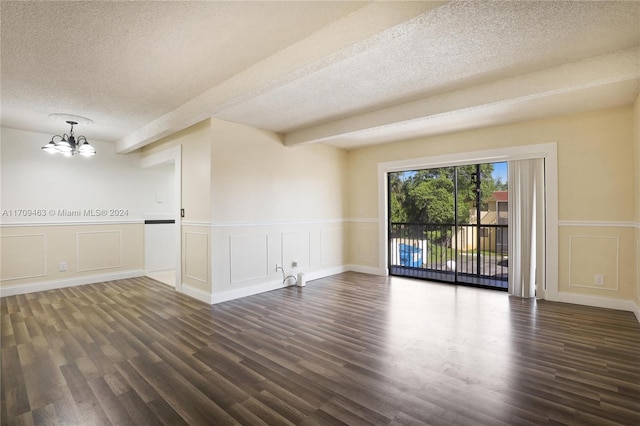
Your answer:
42,120 -> 96,157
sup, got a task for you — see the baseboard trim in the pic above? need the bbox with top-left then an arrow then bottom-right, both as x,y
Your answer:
548,291 -> 638,318
632,301 -> 640,323
347,264 -> 386,276
181,284 -> 212,304
0,270 -> 145,297
210,265 -> 352,304
211,279 -> 292,304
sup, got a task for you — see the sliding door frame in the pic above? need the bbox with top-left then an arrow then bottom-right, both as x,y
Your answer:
377,142 -> 558,300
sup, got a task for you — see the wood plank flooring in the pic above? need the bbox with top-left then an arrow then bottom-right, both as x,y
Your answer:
2,272 -> 639,425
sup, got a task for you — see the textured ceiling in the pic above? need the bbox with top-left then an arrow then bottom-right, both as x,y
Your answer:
1,1 -> 639,152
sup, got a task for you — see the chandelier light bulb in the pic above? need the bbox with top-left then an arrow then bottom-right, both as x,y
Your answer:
42,140 -> 57,154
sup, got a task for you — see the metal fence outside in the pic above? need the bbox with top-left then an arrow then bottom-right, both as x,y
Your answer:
389,222 -> 508,282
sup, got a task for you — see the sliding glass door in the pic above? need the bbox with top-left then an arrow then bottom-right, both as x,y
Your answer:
388,162 -> 508,290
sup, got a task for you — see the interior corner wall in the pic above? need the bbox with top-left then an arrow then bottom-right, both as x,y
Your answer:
347,106 -> 638,311
209,118 -> 349,303
141,120 -> 212,301
0,127 -> 172,295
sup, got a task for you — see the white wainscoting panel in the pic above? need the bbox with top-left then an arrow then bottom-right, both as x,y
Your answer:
230,234 -> 269,284
184,231 -> 209,283
0,234 -> 46,281
569,235 -> 619,291
282,231 -> 311,269
76,231 -> 122,272
320,227 -> 344,266
357,227 -> 375,263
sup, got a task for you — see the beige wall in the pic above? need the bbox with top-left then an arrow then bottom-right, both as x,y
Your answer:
142,120 -> 212,223
635,95 -> 640,225
633,94 -> 640,310
210,119 -> 348,223
209,119 -> 349,301
347,106 -> 638,304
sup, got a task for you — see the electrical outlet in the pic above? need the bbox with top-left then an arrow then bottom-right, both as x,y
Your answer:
292,260 -> 298,268
59,261 -> 67,272
594,274 -> 605,286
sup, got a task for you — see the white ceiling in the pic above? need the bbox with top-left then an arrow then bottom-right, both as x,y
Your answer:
2,1 -> 639,153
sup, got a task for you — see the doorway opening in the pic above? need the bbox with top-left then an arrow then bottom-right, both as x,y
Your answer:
144,161 -> 177,287
388,162 -> 508,290
140,146 -> 182,293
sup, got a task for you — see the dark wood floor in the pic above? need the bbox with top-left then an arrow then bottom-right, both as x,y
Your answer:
2,272 -> 639,425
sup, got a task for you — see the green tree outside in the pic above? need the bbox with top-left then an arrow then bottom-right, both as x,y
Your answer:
390,163 -> 504,225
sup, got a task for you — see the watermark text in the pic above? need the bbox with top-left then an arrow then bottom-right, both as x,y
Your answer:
2,208 -> 129,217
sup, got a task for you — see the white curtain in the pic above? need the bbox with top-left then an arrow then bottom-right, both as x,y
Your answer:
508,158 -> 545,298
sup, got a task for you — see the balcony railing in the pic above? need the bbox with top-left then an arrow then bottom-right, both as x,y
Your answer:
390,222 -> 508,283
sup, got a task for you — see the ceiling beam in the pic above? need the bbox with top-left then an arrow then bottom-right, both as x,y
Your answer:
115,1 -> 445,153
283,47 -> 640,148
